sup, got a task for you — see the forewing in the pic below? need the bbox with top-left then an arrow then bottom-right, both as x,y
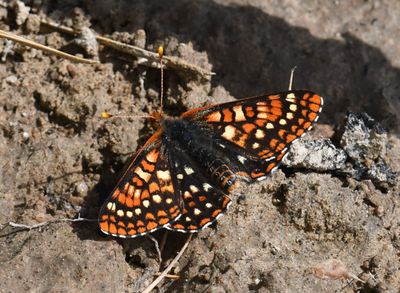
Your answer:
182,91 -> 323,161
165,150 -> 231,232
98,131 -> 183,238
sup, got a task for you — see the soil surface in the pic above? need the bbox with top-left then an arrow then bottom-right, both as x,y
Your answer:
0,1 -> 399,292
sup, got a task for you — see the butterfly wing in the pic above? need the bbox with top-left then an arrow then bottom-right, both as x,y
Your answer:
98,130 -> 183,238
165,149 -> 232,232
181,90 -> 323,180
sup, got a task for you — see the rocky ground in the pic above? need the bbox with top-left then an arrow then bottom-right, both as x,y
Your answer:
0,1 -> 399,292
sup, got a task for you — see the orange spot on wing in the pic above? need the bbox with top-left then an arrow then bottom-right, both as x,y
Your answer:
159,218 -> 169,225
286,134 -> 297,142
270,138 -> 279,149
296,128 -> 305,136
100,221 -> 108,232
199,218 -> 211,227
149,182 -> 159,193
188,201 -> 196,208
146,213 -> 155,220
268,94 -> 280,100
127,223 -> 134,228
157,210 -> 167,217
242,123 -> 256,133
128,229 -> 136,235
109,223 -> 117,234
245,106 -> 255,118
298,118 -> 305,125
303,93 -> 311,100
109,216 -> 116,222
117,228 -> 126,235
266,163 -> 276,172
188,225 -> 197,230
147,221 -> 157,230
125,196 -> 134,208
308,112 -> 317,121
301,109 -> 308,117
270,100 -> 282,108
137,227 -> 146,233
141,189 -> 150,199
117,221 -> 125,227
276,143 -> 285,152
222,108 -> 233,122
174,224 -> 185,229
136,220 -> 145,227
199,196 -> 207,202
270,107 -> 282,116
117,193 -> 126,205
142,160 -> 155,172
212,209 -> 222,218
278,129 -> 287,139
291,125 -> 298,132
309,94 -> 321,104
309,103 -> 320,112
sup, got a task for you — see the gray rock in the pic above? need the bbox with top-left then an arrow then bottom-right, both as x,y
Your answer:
340,112 -> 387,161
283,139 -> 347,171
340,112 -> 397,186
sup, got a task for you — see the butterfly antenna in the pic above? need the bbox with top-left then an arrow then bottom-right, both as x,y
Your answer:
158,46 -> 164,116
288,66 -> 297,91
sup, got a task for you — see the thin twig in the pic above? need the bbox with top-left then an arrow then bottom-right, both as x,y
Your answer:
3,215 -> 95,234
41,19 -> 215,78
0,29 -> 98,64
142,234 -> 193,293
153,273 -> 180,280
147,234 -> 162,264
288,66 -> 297,91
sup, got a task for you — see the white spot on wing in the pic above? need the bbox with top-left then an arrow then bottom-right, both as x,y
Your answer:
238,155 -> 247,164
184,166 -> 194,175
222,125 -> 236,140
190,185 -> 199,193
203,183 -> 212,191
157,170 -> 171,181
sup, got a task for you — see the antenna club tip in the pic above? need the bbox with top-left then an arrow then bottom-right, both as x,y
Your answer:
101,112 -> 113,119
157,46 -> 164,58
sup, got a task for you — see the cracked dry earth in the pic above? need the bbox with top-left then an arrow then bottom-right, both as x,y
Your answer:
0,1 -> 400,292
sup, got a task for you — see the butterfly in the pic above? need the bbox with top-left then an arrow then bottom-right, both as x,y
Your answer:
98,87 -> 323,238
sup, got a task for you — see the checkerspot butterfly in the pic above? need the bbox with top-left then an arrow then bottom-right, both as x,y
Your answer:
99,48 -> 323,238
